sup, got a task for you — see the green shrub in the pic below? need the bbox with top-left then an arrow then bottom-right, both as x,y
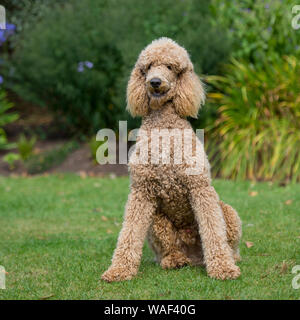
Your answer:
211,0 -> 300,64
105,0 -> 232,75
3,152 -> 20,170
1,0 -> 67,44
0,89 -> 18,150
0,0 -> 67,69
9,0 -> 231,134
89,136 -> 107,163
206,57 -> 300,183
17,134 -> 37,161
10,0 -> 124,134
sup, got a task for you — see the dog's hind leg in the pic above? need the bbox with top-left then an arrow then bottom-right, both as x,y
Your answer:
148,213 -> 191,269
219,201 -> 242,262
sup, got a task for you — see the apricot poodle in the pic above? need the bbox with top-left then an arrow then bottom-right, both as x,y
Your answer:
102,38 -> 242,282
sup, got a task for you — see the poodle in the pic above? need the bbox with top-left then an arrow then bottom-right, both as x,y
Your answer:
102,38 -> 242,282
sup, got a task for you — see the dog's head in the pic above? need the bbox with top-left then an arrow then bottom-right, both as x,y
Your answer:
127,37 -> 205,118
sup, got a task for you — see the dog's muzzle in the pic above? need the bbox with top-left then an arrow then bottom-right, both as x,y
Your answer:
147,77 -> 170,98
150,78 -> 161,88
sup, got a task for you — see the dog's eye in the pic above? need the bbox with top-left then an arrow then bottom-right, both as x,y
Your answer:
167,65 -> 172,70
147,64 -> 152,71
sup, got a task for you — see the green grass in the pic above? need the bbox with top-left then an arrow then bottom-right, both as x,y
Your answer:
0,174 -> 299,300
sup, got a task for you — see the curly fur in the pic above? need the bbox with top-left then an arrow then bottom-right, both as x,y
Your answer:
102,38 -> 242,282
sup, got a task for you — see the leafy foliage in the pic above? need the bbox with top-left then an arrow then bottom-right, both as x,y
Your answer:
10,0 -> 124,134
211,0 -> 300,64
1,0 -> 67,45
9,0 -> 231,133
89,136 -> 107,163
0,89 -> 18,150
206,57 -> 300,182
105,0 -> 232,75
2,152 -> 20,170
17,134 -> 37,161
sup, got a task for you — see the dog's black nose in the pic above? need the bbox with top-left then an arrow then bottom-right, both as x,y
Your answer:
150,78 -> 161,88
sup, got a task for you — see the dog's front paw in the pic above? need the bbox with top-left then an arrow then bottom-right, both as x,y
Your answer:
233,251 -> 242,263
161,251 -> 191,269
207,261 -> 240,280
101,266 -> 137,282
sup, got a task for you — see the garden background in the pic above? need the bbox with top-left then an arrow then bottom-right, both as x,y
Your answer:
0,0 -> 299,300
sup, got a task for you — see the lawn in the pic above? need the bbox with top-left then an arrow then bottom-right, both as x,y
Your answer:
0,174 -> 299,300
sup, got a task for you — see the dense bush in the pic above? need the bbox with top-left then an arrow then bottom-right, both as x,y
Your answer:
1,1 -> 67,39
211,0 -> 300,64
8,0 -> 231,134
105,0 -> 232,75
10,1 -> 124,134
206,57 -> 300,183
0,0 -> 67,60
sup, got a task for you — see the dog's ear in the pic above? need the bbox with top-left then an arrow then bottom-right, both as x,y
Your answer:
173,64 -> 205,118
126,64 -> 149,117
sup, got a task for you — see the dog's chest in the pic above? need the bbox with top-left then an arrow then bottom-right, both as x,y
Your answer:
152,173 -> 195,227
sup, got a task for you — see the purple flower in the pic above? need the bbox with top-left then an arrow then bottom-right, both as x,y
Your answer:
267,26 -> 272,33
77,62 -> 84,72
84,61 -> 94,69
0,23 -> 16,45
265,4 -> 270,9
77,61 -> 94,72
0,30 -> 6,44
5,24 -> 16,37
0,75 -> 3,84
6,24 -> 16,31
